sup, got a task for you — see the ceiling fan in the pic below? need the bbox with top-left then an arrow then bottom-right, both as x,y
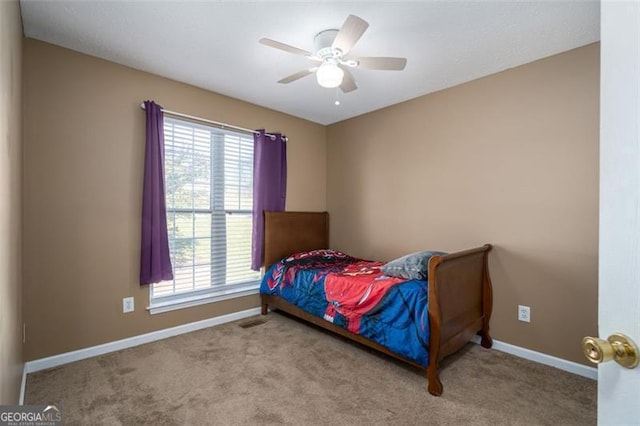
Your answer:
259,15 -> 407,93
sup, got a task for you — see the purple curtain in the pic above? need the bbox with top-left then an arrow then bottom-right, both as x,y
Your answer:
140,100 -> 173,284
251,130 -> 287,270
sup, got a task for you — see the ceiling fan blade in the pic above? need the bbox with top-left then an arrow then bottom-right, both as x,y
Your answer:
278,68 -> 317,84
259,38 -> 312,57
332,15 -> 369,55
340,67 -> 358,93
356,57 -> 407,70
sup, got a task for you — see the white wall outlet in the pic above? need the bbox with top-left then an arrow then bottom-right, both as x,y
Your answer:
518,305 -> 531,323
123,297 -> 135,313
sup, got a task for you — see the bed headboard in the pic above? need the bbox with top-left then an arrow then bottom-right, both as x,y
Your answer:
263,211 -> 329,269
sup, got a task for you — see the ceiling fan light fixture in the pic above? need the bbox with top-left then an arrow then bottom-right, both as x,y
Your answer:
316,62 -> 344,88
261,14 -> 406,93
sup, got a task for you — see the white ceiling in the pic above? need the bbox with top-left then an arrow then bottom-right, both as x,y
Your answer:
20,1 -> 600,125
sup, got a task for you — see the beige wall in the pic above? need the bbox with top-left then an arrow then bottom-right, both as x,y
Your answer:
0,0 -> 23,404
327,44 -> 599,365
22,40 -> 326,360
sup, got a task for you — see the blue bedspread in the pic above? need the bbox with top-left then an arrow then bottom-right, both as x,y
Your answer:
260,249 -> 430,366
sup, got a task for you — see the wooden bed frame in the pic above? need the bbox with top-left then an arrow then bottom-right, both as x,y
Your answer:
260,211 -> 493,396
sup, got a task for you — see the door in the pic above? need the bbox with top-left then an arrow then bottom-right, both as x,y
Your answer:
598,1 -> 640,423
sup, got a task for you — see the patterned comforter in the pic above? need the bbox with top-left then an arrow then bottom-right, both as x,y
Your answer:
260,249 -> 430,366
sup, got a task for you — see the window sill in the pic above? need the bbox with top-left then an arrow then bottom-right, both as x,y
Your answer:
148,283 -> 260,315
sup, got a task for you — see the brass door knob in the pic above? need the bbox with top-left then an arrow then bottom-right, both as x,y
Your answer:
582,333 -> 639,369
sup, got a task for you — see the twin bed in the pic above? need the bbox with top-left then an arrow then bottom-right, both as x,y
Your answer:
259,211 -> 493,396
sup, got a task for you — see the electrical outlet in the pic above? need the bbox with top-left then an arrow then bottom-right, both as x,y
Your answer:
123,297 -> 135,313
518,305 -> 531,323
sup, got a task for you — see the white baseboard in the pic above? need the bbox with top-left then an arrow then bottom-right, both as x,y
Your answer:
19,364 -> 26,405
471,336 -> 597,380
24,307 -> 262,375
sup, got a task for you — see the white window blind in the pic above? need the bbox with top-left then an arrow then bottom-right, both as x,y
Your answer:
150,116 -> 260,307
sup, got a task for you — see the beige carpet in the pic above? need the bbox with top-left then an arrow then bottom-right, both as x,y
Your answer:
25,312 -> 596,425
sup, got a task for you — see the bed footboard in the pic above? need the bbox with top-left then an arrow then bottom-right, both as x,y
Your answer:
426,244 -> 493,395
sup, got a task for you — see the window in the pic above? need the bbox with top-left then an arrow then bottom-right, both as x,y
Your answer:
149,117 -> 260,313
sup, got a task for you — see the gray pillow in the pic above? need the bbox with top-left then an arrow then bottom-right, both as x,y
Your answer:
381,250 -> 448,281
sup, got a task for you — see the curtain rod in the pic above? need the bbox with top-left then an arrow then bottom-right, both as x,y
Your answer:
139,103 -> 287,141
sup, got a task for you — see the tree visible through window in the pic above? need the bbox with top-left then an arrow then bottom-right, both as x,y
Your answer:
151,117 -> 260,302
